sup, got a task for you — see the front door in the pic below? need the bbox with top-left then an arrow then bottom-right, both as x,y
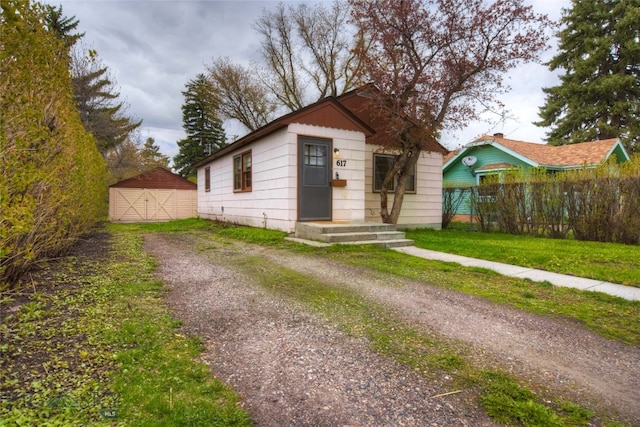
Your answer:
298,137 -> 332,221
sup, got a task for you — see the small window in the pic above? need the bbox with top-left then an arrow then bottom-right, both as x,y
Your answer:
304,143 -> 327,166
478,173 -> 500,185
204,167 -> 211,192
233,150 -> 252,192
233,156 -> 242,190
373,154 -> 416,193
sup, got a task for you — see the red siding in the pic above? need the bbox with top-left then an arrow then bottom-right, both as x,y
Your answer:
290,102 -> 370,133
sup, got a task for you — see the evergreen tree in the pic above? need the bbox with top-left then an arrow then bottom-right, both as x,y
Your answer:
44,6 -> 141,155
173,74 -> 226,178
140,137 -> 170,170
44,4 -> 83,50
104,136 -> 169,184
536,0 -> 640,152
71,48 -> 142,154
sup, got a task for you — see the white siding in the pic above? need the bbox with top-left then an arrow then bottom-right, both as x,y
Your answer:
291,123 -> 366,223
364,147 -> 442,229
198,127 -> 296,232
197,124 -> 367,232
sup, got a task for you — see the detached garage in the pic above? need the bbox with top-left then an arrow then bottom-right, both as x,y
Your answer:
109,167 -> 197,222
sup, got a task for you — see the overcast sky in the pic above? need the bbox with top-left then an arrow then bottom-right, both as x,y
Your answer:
46,0 -> 571,162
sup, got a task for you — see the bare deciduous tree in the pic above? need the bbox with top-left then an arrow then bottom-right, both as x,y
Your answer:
254,3 -> 306,110
104,137 -> 144,184
257,0 -> 363,104
207,58 -> 277,132
208,0 -> 363,133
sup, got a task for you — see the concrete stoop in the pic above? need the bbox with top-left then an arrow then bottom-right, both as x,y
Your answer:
293,222 -> 414,248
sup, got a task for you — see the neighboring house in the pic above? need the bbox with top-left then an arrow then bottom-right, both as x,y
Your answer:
442,133 -> 630,219
109,167 -> 197,222
194,88 -> 447,233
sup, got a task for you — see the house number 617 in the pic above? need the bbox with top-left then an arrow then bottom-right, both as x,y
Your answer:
336,160 -> 347,167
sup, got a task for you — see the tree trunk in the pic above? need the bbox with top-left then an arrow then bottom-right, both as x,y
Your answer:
379,148 -> 421,224
380,175 -> 393,223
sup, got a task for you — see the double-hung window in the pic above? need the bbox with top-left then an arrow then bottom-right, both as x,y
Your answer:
233,150 -> 252,192
373,154 -> 416,193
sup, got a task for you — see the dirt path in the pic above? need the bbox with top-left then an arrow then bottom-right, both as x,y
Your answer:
144,233 -> 640,426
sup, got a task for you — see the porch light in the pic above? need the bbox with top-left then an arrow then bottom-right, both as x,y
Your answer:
333,148 -> 340,157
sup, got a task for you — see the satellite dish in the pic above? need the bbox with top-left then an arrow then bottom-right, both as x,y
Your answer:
462,156 -> 477,167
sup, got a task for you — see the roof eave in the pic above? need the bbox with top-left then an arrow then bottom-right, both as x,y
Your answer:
193,97 -> 376,169
109,166 -> 194,188
443,139 -> 539,171
607,139 -> 631,162
442,146 -> 471,171
193,121 -> 287,169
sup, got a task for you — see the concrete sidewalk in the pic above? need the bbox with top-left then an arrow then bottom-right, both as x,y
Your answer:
394,246 -> 640,302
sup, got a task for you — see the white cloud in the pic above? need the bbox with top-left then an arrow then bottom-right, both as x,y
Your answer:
49,0 -> 571,159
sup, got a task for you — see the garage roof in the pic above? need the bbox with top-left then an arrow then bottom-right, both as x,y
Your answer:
110,167 -> 196,190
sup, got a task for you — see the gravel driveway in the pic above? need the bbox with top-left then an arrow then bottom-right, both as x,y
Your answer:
144,232 -> 640,426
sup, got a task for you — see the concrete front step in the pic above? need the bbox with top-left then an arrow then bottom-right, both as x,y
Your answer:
295,222 -> 397,238
294,221 -> 414,248
338,239 -> 415,248
320,231 -> 407,243
285,236 -> 415,248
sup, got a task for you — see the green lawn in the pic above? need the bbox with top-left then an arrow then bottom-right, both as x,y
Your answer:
406,228 -> 640,287
3,219 -> 635,427
0,224 -> 251,426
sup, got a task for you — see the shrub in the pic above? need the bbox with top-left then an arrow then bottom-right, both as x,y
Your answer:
463,156 -> 640,244
0,2 -> 108,286
442,186 -> 471,229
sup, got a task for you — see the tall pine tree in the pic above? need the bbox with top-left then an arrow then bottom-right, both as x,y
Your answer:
173,74 -> 226,178
45,6 -> 141,155
140,137 -> 170,170
536,0 -> 640,153
44,5 -> 83,50
71,49 -> 142,154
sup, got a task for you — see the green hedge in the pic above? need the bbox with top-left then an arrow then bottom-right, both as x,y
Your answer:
1,2 -> 108,286
464,157 -> 640,244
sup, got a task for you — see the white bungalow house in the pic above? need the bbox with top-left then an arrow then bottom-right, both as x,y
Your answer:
194,88 -> 447,234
